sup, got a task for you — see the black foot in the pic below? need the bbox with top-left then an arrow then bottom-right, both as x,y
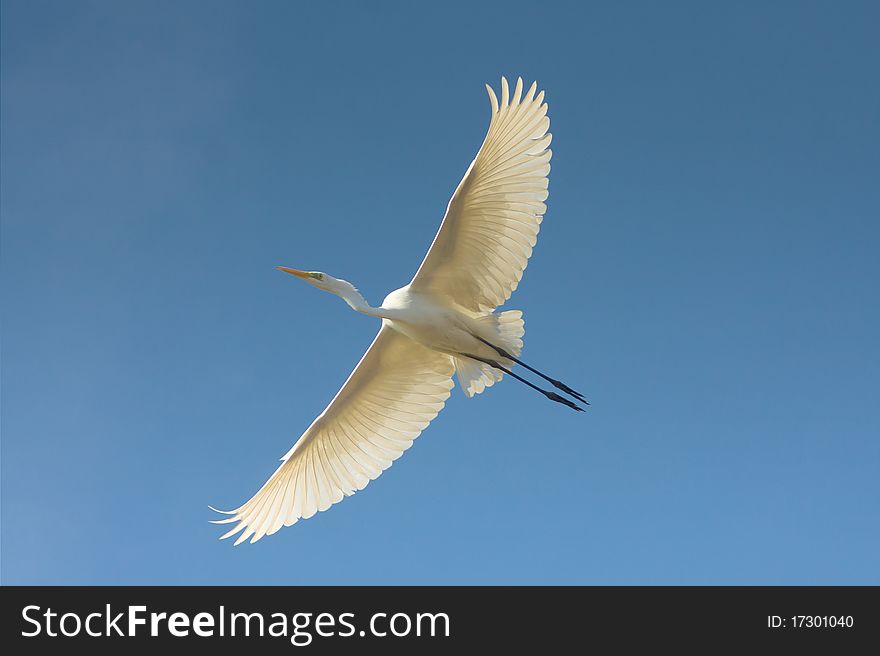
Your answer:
546,391 -> 585,412
551,379 -> 589,405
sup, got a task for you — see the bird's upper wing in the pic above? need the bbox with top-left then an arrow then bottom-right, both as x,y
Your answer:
213,325 -> 455,544
409,77 -> 552,313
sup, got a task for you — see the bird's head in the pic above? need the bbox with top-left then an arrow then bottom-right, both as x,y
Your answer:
276,266 -> 366,310
276,266 -> 337,291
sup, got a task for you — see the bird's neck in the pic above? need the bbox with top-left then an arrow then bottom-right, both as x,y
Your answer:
336,285 -> 392,319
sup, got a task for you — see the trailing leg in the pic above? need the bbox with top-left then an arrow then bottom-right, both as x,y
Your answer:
472,335 -> 588,404
462,354 -> 585,412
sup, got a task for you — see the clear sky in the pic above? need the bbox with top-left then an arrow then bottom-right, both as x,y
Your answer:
2,1 -> 878,585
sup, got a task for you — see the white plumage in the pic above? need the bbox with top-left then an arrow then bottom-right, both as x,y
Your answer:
212,76 -> 577,545
411,77 -> 551,313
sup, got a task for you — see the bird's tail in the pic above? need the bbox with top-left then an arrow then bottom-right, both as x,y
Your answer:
483,309 -> 525,358
454,310 -> 525,397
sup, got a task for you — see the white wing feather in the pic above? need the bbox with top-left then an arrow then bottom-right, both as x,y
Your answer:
410,76 -> 552,313
213,326 -> 454,544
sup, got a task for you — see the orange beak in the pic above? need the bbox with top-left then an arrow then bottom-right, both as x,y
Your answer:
276,266 -> 312,280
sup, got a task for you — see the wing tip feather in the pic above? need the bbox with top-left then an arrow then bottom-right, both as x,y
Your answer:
485,83 -> 498,114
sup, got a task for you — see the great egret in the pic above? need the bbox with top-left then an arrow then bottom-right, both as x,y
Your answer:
212,76 -> 585,545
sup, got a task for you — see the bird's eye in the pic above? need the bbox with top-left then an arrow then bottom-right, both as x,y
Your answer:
310,272 -> 324,281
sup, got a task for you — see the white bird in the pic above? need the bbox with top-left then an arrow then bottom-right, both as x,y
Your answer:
212,76 -> 585,545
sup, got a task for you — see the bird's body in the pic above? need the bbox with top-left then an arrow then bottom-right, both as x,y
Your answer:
379,286 -> 510,363
213,76 -> 585,544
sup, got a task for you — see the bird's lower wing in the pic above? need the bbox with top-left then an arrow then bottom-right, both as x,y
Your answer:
409,77 -> 551,313
212,325 -> 455,545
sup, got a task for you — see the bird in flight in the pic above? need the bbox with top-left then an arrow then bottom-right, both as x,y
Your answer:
212,76 -> 586,544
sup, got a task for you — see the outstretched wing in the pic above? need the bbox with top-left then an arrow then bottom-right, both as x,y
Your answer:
213,326 -> 455,544
410,76 -> 552,313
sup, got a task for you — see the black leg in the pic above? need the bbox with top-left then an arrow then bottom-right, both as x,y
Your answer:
472,335 -> 589,405
463,354 -> 585,412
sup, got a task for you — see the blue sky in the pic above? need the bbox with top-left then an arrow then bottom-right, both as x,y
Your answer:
2,1 -> 878,584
